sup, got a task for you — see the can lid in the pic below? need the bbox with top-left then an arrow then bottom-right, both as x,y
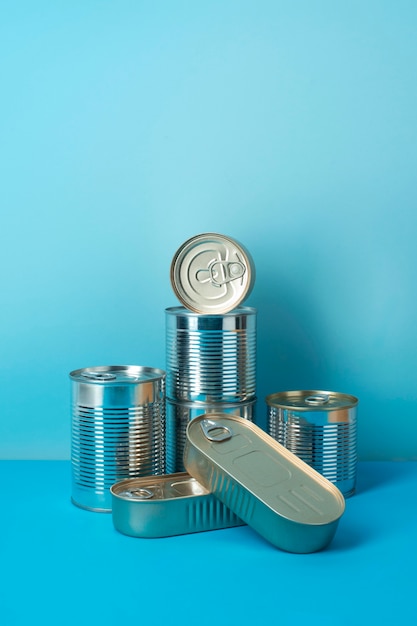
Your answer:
265,390 -> 358,411
111,474 -> 208,502
170,233 -> 255,314
69,365 -> 166,384
184,415 -> 345,553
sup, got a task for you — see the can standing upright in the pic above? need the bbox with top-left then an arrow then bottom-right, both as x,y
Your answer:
266,390 -> 358,497
165,306 -> 257,404
70,365 -> 166,512
165,306 -> 257,472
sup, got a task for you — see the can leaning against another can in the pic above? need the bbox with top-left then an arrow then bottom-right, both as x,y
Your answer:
266,390 -> 358,498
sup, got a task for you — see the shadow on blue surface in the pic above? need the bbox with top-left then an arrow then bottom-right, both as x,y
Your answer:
355,460 -> 416,495
327,517 -> 370,552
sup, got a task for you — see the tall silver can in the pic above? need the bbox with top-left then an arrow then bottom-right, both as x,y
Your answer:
166,306 -> 257,403
166,398 -> 256,473
70,365 -> 166,512
266,390 -> 358,497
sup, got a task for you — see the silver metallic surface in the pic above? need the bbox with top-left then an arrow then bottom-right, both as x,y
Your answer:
165,306 -> 256,403
170,233 -> 255,314
166,398 -> 256,473
111,472 -> 243,537
70,365 -> 166,512
184,414 -> 345,553
266,390 -> 358,497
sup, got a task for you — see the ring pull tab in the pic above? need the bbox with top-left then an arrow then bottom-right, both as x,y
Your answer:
81,371 -> 117,381
208,258 -> 246,287
123,488 -> 154,500
200,419 -> 233,442
195,253 -> 247,288
305,394 -> 330,406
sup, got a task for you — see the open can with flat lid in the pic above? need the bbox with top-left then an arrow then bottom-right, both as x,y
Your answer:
170,233 -> 255,314
184,414 -> 345,553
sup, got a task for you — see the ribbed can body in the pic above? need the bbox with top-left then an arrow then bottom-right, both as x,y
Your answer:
266,391 -> 358,497
70,365 -> 166,512
165,306 -> 256,403
166,399 -> 256,473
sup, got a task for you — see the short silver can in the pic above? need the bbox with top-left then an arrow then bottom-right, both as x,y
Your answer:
165,306 -> 256,403
266,390 -> 358,497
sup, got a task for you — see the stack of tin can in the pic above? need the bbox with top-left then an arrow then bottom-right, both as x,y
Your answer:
165,233 -> 257,473
68,231 -> 354,551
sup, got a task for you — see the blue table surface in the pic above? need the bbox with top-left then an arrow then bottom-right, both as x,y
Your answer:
0,461 -> 416,625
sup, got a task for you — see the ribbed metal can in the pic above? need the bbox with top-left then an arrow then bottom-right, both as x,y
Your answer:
70,365 -> 166,512
166,398 -> 256,473
266,390 -> 358,498
165,306 -> 257,403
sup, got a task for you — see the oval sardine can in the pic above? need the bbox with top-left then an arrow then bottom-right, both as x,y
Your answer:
184,414 -> 345,553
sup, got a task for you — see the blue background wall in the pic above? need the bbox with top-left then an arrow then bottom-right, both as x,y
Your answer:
1,0 -> 416,460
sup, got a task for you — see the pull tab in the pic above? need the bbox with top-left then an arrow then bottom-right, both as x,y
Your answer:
81,371 -> 117,381
195,253 -> 246,288
305,394 -> 330,406
208,259 -> 246,287
200,419 -> 233,442
122,488 -> 154,500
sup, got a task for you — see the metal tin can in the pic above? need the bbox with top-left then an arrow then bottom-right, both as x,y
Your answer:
165,306 -> 256,403
170,233 -> 255,314
111,472 -> 244,538
265,390 -> 358,498
166,398 -> 256,473
184,414 -> 345,553
70,365 -> 166,512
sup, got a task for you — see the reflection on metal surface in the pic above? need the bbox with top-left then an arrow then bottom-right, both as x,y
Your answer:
266,390 -> 358,497
165,306 -> 256,403
70,365 -> 166,512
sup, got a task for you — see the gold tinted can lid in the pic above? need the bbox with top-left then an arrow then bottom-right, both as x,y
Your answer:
170,233 -> 255,314
184,414 -> 345,553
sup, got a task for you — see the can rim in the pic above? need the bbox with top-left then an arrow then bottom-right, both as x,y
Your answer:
265,390 -> 358,410
165,305 -> 257,317
110,473 -> 209,502
69,365 -> 166,383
